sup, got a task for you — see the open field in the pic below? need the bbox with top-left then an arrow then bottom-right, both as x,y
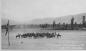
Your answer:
1,28 -> 86,50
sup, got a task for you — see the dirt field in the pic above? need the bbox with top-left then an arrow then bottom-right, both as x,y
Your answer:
1,28 -> 86,50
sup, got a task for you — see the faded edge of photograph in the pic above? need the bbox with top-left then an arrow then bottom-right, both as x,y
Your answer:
1,0 -> 86,50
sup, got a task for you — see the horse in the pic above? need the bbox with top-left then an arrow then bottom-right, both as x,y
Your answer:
57,33 -> 61,38
16,33 -> 21,38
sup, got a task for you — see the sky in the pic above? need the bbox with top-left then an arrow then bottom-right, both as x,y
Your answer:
2,0 -> 86,23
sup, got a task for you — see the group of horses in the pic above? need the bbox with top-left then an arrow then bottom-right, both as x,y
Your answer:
16,32 -> 61,39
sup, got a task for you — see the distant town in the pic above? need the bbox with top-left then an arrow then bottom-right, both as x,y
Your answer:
39,16 -> 86,30
1,16 -> 86,30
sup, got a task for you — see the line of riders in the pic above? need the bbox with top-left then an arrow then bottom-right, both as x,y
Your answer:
16,32 -> 62,39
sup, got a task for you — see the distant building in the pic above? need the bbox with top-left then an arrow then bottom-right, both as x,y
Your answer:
82,16 -> 86,27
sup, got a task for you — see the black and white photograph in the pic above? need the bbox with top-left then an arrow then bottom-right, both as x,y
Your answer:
1,0 -> 86,50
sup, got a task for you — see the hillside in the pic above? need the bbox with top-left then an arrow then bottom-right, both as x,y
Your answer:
30,13 -> 86,24
1,13 -> 86,25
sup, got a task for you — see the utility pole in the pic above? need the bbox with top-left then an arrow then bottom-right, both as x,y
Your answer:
53,20 -> 56,29
71,17 -> 74,30
82,16 -> 85,27
5,20 -> 10,46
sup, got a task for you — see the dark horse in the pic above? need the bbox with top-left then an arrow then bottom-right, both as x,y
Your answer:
57,33 -> 61,38
16,34 -> 21,38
